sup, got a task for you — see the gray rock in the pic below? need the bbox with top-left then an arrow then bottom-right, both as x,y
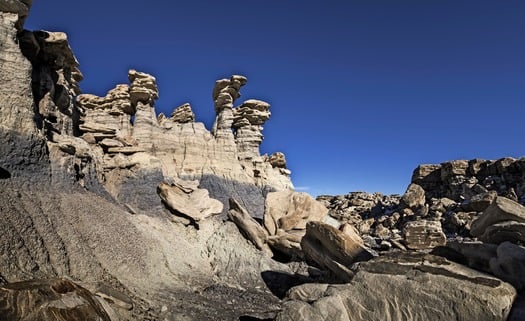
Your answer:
277,253 -> 516,321
479,220 -> 525,244
227,198 -> 272,255
489,242 -> 525,290
471,196 -> 525,237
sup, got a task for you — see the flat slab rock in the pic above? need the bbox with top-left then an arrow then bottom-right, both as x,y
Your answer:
276,253 -> 516,321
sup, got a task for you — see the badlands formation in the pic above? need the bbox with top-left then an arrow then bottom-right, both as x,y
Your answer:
0,2 -> 524,321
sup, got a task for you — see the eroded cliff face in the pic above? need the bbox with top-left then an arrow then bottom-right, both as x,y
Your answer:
0,3 -> 295,320
74,71 -> 292,216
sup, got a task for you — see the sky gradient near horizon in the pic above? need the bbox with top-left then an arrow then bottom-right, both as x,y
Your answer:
25,1 -> 525,196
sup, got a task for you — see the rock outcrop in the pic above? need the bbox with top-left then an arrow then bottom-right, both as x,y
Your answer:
4,2 -> 525,321
277,253 -> 516,321
75,69 -> 293,217
413,158 -> 525,204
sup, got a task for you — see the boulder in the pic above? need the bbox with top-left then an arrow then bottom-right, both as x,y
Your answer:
401,183 -> 426,209
489,242 -> 525,290
403,220 -> 446,250
301,221 -> 372,282
435,241 -> 525,291
466,191 -> 498,212
157,180 -> 223,225
169,103 -> 195,123
479,220 -> 525,244
227,198 -> 272,256
264,190 -> 328,236
471,196 -> 525,237
277,253 -> 516,321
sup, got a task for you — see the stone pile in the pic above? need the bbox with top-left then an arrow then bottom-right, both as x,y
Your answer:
413,158 -> 525,204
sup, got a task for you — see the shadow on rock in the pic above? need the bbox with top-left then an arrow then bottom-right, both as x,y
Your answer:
261,271 -> 313,299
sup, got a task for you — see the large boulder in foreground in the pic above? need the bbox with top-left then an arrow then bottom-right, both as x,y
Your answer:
301,221 -> 372,282
0,278 -> 113,321
263,190 -> 328,257
276,253 -> 516,321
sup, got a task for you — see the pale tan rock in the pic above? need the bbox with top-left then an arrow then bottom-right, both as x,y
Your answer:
264,190 -> 328,236
268,152 -> 287,168
107,146 -> 145,154
128,69 -> 158,106
403,220 -> 446,250
0,0 -> 32,30
170,103 -> 195,123
212,75 -> 247,139
157,180 -> 223,225
99,138 -> 124,148
227,198 -> 272,256
77,84 -> 132,113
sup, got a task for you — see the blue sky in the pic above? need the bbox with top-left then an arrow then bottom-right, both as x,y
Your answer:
25,1 -> 525,196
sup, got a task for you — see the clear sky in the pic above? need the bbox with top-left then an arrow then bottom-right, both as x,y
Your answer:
25,1 -> 525,196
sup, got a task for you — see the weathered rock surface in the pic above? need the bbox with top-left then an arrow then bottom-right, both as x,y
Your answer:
403,220 -> 446,250
471,196 -> 525,237
301,222 -> 371,282
76,69 -> 292,217
401,183 -> 426,209
227,198 -> 272,256
264,190 -> 328,235
0,278 -> 113,321
263,190 -> 328,257
413,157 -> 525,204
169,102 -> 194,123
277,253 -> 516,321
157,180 -> 223,226
437,241 -> 525,291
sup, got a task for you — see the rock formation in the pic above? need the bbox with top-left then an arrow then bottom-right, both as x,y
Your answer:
3,2 -> 525,321
75,69 -> 293,217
